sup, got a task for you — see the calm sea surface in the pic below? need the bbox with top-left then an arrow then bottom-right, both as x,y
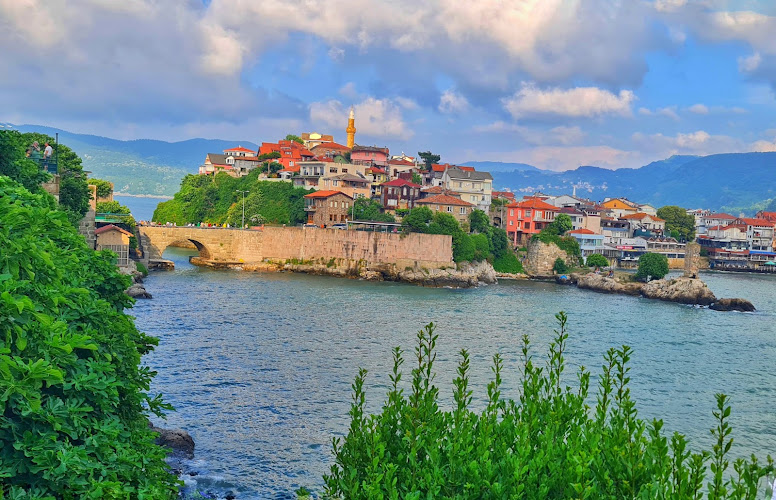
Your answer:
114,194 -> 168,221
132,246 -> 776,499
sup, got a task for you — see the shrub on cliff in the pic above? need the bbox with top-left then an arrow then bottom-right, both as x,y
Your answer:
325,313 -> 775,498
553,257 -> 569,274
0,177 -> 178,498
492,252 -> 523,274
636,252 -> 669,282
586,253 -> 609,268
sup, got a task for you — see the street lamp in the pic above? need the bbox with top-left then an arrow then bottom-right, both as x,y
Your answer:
236,190 -> 249,228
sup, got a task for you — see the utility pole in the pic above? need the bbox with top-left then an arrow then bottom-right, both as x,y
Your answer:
236,190 -> 248,228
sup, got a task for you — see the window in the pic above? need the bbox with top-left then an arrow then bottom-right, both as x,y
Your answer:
403,187 -> 407,196
509,209 -> 514,216
460,207 -> 466,214
447,206 -> 453,212
525,209 -> 532,217
458,182 -> 462,188
524,222 -> 530,229
509,220 -> 514,226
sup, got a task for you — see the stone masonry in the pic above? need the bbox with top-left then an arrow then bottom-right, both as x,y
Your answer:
138,226 -> 454,269
523,239 -> 577,276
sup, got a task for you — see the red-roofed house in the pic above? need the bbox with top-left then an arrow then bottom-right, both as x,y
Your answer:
310,142 -> 351,158
702,213 -> 736,229
505,197 -> 560,244
755,211 -> 776,224
380,178 -> 423,210
567,228 -> 606,258
619,212 -> 666,236
351,145 -> 389,166
259,140 -> 315,170
415,194 -> 475,224
303,190 -> 354,227
732,217 -> 776,253
223,146 -> 256,157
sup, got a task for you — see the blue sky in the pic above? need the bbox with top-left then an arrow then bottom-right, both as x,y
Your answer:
1,0 -> 776,171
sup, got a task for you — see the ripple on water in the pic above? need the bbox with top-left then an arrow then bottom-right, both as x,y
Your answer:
138,248 -> 776,499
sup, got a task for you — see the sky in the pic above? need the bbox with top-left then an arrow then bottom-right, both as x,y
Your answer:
2,0 -> 776,171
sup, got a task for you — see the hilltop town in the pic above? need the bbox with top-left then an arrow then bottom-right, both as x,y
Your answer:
191,110 -> 776,273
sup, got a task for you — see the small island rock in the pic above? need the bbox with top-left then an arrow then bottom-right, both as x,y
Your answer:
710,298 -> 756,312
150,425 -> 195,459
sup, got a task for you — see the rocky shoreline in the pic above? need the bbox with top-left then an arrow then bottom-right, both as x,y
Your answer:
560,272 -> 755,311
124,268 -> 153,299
191,256 -> 498,288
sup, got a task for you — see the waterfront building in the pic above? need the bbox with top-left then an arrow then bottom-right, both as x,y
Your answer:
620,212 -> 666,238
567,228 -> 607,259
733,217 -> 776,255
303,190 -> 353,227
95,224 -> 132,268
440,167 -> 493,212
601,218 -> 631,246
380,178 -> 423,210
505,197 -> 559,245
415,194 -> 475,225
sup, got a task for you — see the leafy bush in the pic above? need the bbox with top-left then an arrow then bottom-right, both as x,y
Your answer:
325,313 -> 775,498
468,209 -> 490,233
452,232 -> 475,262
352,198 -> 395,222
553,257 -> 569,274
492,252 -> 523,274
586,253 -> 610,268
471,233 -> 490,261
0,178 -> 178,497
636,252 -> 669,282
88,178 -> 114,198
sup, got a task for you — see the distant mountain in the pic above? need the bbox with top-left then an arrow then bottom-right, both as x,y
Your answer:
491,153 -> 776,213
460,160 -> 540,172
9,124 -> 257,196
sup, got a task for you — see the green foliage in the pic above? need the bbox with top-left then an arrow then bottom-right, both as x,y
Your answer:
492,252 -> 523,274
486,226 -> 509,259
97,201 -> 136,231
324,313 -> 775,498
151,172 -> 312,226
636,252 -> 670,282
401,206 -> 434,233
0,131 -> 50,192
658,205 -> 696,241
352,198 -> 395,222
553,257 -> 569,274
470,233 -> 490,261
543,213 -> 572,236
88,178 -> 114,198
586,253 -> 610,268
258,151 -> 281,161
259,161 -> 284,175
136,262 -> 148,275
285,134 -> 304,144
535,231 -> 583,263
395,208 -> 410,217
417,151 -> 440,171
468,209 -> 490,233
0,177 -> 178,498
411,172 -> 423,185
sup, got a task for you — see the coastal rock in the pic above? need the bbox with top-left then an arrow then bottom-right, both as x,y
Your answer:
710,298 -> 756,312
150,424 -> 195,459
126,283 -> 152,299
523,239 -> 577,277
576,274 -> 643,296
642,277 -> 716,306
394,260 -> 497,288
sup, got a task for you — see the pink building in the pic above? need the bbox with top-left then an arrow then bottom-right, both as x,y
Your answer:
351,145 -> 389,166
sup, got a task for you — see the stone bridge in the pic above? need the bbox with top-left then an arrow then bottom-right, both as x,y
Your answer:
137,225 -> 454,269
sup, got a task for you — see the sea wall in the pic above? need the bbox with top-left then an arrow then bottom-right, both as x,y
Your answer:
523,239 -> 576,277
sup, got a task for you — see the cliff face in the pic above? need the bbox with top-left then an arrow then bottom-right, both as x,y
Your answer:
523,239 -> 576,277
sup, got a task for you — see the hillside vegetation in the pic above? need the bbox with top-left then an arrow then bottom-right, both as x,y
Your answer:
152,171 -> 312,226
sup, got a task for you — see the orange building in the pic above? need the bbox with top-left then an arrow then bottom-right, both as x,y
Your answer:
601,198 -> 639,218
506,197 -> 560,245
259,139 -> 315,171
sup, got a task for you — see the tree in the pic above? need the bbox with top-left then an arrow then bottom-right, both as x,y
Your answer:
635,252 -> 669,282
412,172 -> 422,185
544,213 -> 572,235
258,151 -> 281,161
88,178 -> 113,198
586,253 -> 609,268
286,134 -> 304,145
352,198 -> 395,222
0,130 -> 49,192
418,151 -> 440,171
469,209 -> 490,233
0,177 -> 178,497
402,206 -> 434,233
657,205 -> 696,241
553,257 -> 569,274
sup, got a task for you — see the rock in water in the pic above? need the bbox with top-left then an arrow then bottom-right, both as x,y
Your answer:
126,284 -> 152,299
710,298 -> 756,312
150,425 -> 195,459
641,277 -> 716,306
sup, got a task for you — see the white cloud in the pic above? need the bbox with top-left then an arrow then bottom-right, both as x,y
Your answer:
638,106 -> 679,119
438,90 -> 470,114
688,104 -> 709,114
738,52 -> 762,73
473,122 -> 585,147
339,82 -> 359,99
309,97 -> 413,140
503,84 -> 635,119
654,0 -> 687,13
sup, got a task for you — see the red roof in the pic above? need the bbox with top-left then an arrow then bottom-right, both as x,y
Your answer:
223,146 -> 255,153
492,191 -> 516,199
381,178 -> 422,188
507,197 -> 558,211
620,212 -> 665,222
568,228 -> 597,235
430,163 -> 475,172
416,194 -> 474,207
735,217 -> 773,226
312,142 -> 350,151
706,213 -> 736,219
388,159 -> 415,166
304,190 -> 353,199
95,224 -> 133,237
367,167 -> 386,174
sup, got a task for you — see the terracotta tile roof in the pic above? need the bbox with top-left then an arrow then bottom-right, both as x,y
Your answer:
416,194 -> 475,207
568,228 -> 598,235
95,224 -> 133,236
223,146 -> 255,153
311,142 -> 350,151
422,186 -> 446,194
620,212 -> 665,222
492,191 -> 516,199
506,197 -> 558,211
304,190 -> 353,199
736,217 -> 774,226
381,178 -> 422,188
367,167 -> 386,174
388,159 -> 415,166
706,213 -> 736,219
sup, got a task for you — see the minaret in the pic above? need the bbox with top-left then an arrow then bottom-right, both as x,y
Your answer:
346,106 -> 356,149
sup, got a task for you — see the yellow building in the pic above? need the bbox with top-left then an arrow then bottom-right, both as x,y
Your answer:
602,198 -> 639,219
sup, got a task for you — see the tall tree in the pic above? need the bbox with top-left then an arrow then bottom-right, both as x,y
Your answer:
468,209 -> 490,233
285,134 -> 304,145
657,205 -> 696,241
418,151 -> 440,171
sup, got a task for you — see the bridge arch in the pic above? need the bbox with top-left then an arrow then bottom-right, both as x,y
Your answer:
165,239 -> 212,260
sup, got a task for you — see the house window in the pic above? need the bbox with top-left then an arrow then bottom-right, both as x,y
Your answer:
509,220 -> 514,226
524,222 -> 530,229
460,207 -> 466,214
509,209 -> 514,216
525,209 -> 532,217
447,206 -> 453,212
